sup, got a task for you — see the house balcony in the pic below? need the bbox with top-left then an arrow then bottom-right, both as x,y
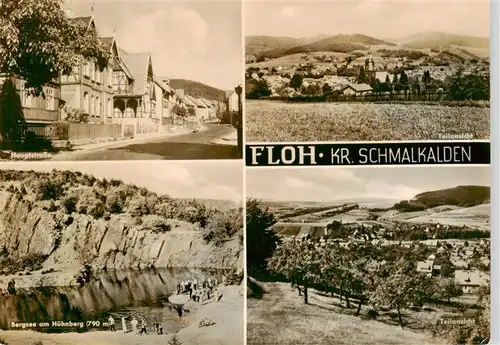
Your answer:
23,108 -> 60,123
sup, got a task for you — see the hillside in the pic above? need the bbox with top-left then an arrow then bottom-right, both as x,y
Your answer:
247,31 -> 488,61
168,79 -> 226,101
246,35 -> 330,56
0,169 -> 243,278
248,34 -> 396,59
394,185 -> 490,212
398,31 -> 489,50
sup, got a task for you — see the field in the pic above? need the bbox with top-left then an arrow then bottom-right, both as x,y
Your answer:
405,204 -> 490,230
246,100 -> 490,142
247,281 -> 448,345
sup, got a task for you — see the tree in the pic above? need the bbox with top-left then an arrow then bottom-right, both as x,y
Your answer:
268,238 -> 321,304
392,73 -> 399,86
357,66 -> 366,83
172,104 -> 187,117
0,0 -> 110,94
399,70 -> 409,86
0,76 -> 25,148
438,278 -> 463,302
371,260 -> 435,329
246,79 -> 271,99
64,107 -> 89,123
322,83 -> 333,95
246,199 -> 280,273
290,74 -> 304,90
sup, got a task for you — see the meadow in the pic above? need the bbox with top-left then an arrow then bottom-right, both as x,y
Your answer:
245,100 -> 490,142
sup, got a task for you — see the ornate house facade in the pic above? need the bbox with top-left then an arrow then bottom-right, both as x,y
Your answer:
61,16 -> 114,124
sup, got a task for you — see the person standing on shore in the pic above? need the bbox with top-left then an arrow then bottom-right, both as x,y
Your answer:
108,315 -> 115,332
121,317 -> 127,333
131,317 -> 138,333
139,319 -> 147,335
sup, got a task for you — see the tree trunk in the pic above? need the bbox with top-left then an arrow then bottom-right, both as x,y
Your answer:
397,306 -> 404,329
355,298 -> 363,316
345,294 -> 351,309
303,282 -> 309,304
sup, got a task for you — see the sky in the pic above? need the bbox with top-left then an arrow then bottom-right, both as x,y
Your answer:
245,1 -> 490,38
64,0 -> 242,90
0,161 -> 242,203
246,166 -> 490,202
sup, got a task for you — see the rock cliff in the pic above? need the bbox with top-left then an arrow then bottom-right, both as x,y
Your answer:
0,193 -> 243,275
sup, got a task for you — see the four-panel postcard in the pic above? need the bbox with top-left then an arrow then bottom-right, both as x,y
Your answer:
0,1 -> 495,345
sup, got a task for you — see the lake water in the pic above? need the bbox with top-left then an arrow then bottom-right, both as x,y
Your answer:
0,267 -> 227,333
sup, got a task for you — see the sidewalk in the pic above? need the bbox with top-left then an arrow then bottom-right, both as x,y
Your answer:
210,129 -> 237,146
51,125 -> 203,158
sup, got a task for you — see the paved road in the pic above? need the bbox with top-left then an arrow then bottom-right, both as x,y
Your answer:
52,124 -> 240,160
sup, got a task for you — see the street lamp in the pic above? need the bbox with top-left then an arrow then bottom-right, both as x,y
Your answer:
234,85 -> 243,158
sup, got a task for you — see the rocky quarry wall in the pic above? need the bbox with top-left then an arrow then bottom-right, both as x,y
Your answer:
0,194 -> 243,274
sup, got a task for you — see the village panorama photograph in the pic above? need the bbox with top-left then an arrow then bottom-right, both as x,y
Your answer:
0,0 -> 243,161
245,1 -> 490,142
246,166 -> 490,345
0,160 -> 243,345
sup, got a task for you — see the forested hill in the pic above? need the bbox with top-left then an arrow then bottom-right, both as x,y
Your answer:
168,79 -> 226,101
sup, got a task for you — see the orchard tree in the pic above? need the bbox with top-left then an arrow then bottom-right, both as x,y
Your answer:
438,278 -> 463,302
268,238 -> 321,304
371,260 -> 436,329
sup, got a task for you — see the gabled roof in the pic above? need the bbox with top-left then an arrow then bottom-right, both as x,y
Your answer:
73,16 -> 94,28
455,270 -> 489,287
199,98 -> 213,108
344,83 -> 373,93
224,90 -> 235,99
153,76 -> 175,95
186,95 -> 206,108
120,53 -> 152,95
183,95 -> 197,107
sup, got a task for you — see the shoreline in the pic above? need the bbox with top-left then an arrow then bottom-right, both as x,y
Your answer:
0,284 -> 244,345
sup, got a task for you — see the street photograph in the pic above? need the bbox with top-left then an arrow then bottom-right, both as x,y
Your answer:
245,1 -> 490,142
246,166 -> 490,345
0,160 -> 243,345
0,0 -> 243,160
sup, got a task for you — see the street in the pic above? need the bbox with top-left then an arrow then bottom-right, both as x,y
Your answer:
51,124 -> 240,160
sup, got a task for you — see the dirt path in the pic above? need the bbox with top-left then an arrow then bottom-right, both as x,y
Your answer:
0,285 -> 244,345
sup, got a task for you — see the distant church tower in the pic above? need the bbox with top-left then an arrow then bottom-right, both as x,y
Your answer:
365,47 -> 376,84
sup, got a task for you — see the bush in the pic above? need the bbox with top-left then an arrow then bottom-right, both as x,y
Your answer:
141,215 -> 171,233
76,190 -> 103,215
128,196 -> 149,217
63,196 -> 78,214
203,209 -> 243,244
106,190 -> 125,214
36,180 -> 64,201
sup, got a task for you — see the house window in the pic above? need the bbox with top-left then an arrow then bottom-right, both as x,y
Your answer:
90,61 -> 95,81
83,92 -> 89,113
84,61 -> 90,77
107,99 -> 112,118
45,87 -> 55,111
96,67 -> 101,84
108,68 -> 113,87
96,97 -> 100,116
90,95 -> 95,115
20,81 -> 33,108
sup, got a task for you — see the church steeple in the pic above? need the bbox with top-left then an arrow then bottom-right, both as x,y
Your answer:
365,46 -> 375,72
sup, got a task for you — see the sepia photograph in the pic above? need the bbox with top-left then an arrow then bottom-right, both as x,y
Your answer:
246,166 -> 490,345
0,161 -> 244,345
245,1 -> 490,142
0,0 -> 243,161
